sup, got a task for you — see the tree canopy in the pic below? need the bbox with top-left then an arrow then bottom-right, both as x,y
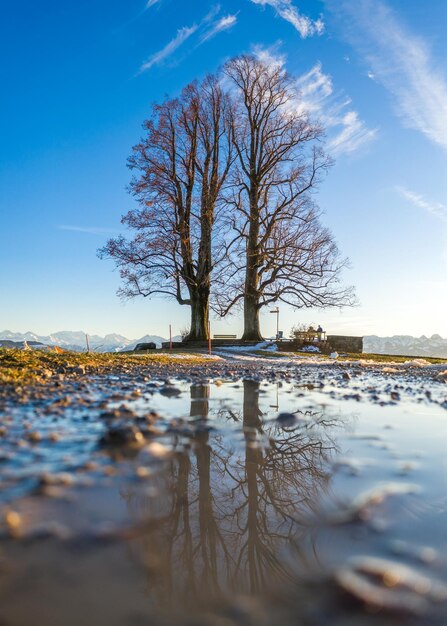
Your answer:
100,56 -> 355,341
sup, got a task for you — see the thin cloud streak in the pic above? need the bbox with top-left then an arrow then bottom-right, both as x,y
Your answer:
298,64 -> 378,154
146,0 -> 161,7
58,226 -> 120,235
139,24 -> 198,73
139,5 -> 228,73
250,0 -> 324,38
200,13 -> 238,43
396,187 -> 447,224
327,111 -> 377,155
254,48 -> 376,156
326,0 -> 447,151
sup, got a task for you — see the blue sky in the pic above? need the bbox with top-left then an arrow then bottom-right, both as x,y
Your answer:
1,0 -> 447,339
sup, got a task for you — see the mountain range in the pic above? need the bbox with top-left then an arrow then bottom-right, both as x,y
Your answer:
1,330 -> 447,358
363,334 -> 447,358
0,330 -> 174,352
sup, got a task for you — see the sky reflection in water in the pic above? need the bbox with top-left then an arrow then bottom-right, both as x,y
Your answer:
118,379 -> 447,613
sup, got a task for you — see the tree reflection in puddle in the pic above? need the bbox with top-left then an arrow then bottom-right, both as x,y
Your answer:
122,380 -> 342,611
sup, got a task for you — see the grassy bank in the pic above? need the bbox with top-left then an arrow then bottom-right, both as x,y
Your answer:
0,349 -> 212,386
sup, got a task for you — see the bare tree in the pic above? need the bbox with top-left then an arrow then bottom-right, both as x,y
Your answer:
218,55 -> 355,341
99,76 -> 232,341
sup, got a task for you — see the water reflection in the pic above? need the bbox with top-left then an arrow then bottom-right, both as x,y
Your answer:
123,380 -> 341,610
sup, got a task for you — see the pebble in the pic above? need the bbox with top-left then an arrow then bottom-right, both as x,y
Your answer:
102,405 -> 137,420
390,539 -> 438,564
333,482 -> 421,524
4,510 -> 22,536
135,466 -> 152,479
27,431 -> 42,442
145,441 -> 171,459
335,555 -> 447,614
40,472 -> 75,487
103,465 -> 118,476
159,385 -> 182,397
100,423 -> 145,446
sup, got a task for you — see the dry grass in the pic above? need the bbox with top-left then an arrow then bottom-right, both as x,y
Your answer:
0,349 -> 211,386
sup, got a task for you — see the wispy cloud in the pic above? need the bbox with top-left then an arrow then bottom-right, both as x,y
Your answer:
200,13 -> 238,43
396,187 -> 447,224
139,5 -> 233,73
252,43 -> 286,70
296,63 -> 378,155
58,226 -> 120,235
139,24 -> 198,73
250,0 -> 324,38
253,47 -> 376,156
326,0 -> 447,151
327,111 -> 377,155
146,0 -> 161,7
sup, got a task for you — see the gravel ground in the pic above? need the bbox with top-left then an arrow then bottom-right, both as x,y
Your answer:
0,353 -> 446,626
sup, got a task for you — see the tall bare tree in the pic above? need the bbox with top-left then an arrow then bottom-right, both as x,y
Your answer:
219,56 -> 354,340
99,76 -> 232,341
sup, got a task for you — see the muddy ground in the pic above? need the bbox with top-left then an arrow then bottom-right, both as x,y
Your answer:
1,354 -> 447,626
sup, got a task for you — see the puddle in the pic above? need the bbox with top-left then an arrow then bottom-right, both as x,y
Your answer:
1,373 -> 447,625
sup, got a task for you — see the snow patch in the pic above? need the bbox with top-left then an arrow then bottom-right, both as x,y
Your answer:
403,358 -> 431,367
216,342 -> 275,353
300,345 -> 321,353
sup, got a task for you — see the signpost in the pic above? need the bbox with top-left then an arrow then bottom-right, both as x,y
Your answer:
270,307 -> 280,340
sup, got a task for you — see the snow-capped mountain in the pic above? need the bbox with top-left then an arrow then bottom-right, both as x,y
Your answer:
0,330 -> 168,352
364,335 -> 447,358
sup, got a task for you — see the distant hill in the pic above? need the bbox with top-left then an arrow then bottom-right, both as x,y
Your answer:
0,330 -> 170,352
2,330 -> 446,358
0,339 -> 47,350
364,334 -> 447,359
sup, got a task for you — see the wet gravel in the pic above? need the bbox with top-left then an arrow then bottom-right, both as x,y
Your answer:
0,356 -> 447,626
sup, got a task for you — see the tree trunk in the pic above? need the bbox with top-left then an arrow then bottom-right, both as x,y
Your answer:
242,293 -> 262,341
242,191 -> 263,341
185,287 -> 210,342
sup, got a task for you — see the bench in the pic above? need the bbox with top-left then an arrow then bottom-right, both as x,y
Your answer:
295,331 -> 327,343
213,334 -> 237,339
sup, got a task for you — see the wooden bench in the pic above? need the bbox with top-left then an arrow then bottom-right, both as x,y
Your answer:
295,331 -> 327,343
213,334 -> 237,339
